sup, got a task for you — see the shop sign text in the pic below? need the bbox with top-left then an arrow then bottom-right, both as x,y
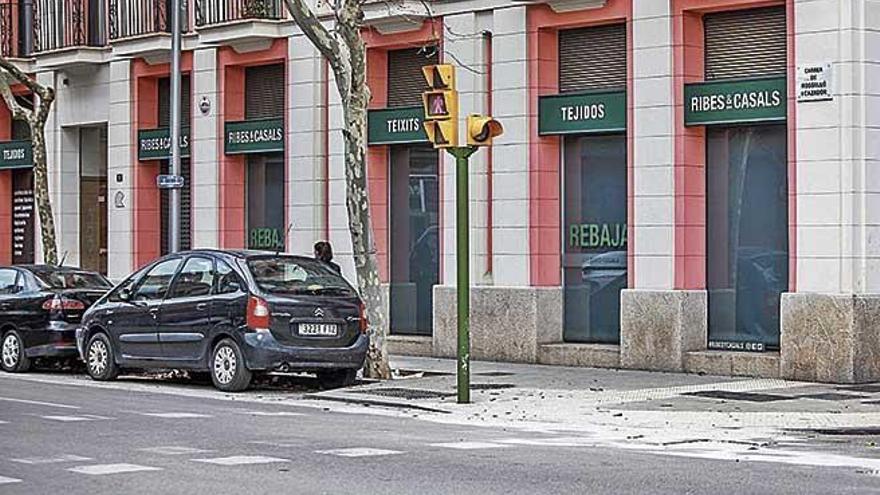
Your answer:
367,106 -> 428,145
249,227 -> 284,250
0,140 -> 33,169
539,90 -> 626,135
225,118 -> 285,155
569,223 -> 627,249
137,128 -> 191,161
708,340 -> 766,353
797,64 -> 833,102
684,77 -> 786,126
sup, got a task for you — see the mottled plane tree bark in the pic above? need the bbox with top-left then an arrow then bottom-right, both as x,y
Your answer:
0,57 -> 58,265
281,0 -> 391,378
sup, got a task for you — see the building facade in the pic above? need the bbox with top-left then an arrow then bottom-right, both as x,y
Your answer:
1,0 -> 878,383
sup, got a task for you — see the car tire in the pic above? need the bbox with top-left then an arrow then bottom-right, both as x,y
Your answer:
85,333 -> 119,381
211,339 -> 252,392
317,369 -> 357,389
1,330 -> 31,373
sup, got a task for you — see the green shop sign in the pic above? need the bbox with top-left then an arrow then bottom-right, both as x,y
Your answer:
684,77 -> 786,126
538,90 -> 626,135
0,140 -> 32,169
569,223 -> 627,249
137,128 -> 190,161
225,118 -> 285,155
368,106 -> 428,145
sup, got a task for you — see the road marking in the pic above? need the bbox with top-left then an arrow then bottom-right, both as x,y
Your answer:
11,454 -> 92,464
0,396 -> 80,409
316,448 -> 404,458
192,456 -> 289,466
0,475 -> 22,485
497,437 -> 596,447
68,464 -> 162,476
430,442 -> 510,450
241,411 -> 305,417
0,420 -> 7,424
141,413 -> 211,419
139,446 -> 212,456
41,415 -> 109,422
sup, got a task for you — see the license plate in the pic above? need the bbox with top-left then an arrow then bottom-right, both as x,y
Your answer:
298,323 -> 338,337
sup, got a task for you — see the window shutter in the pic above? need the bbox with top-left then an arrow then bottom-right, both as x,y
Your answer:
704,6 -> 787,81
558,24 -> 626,93
387,47 -> 439,108
158,75 -> 192,127
245,64 -> 285,119
160,159 -> 192,254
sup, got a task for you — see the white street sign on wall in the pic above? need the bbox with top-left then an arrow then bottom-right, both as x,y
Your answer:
797,64 -> 833,102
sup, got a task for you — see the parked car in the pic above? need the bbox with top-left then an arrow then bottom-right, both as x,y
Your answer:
0,265 -> 113,373
77,250 -> 369,392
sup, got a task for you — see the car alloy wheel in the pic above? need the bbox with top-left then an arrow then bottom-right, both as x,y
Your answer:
88,339 -> 109,377
1,334 -> 20,369
213,346 -> 237,385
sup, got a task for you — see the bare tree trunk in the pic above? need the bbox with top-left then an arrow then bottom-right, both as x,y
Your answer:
283,0 -> 391,378
0,57 -> 58,265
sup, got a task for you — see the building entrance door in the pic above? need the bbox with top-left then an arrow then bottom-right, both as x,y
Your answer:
390,145 -> 439,336
707,124 -> 787,351
79,126 -> 108,274
246,153 -> 285,251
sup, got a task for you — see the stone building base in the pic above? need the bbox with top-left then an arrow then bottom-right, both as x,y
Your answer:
780,293 -> 880,383
620,290 -> 707,372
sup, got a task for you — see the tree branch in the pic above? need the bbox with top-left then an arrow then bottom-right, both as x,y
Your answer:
0,56 -> 52,103
282,0 -> 351,97
0,71 -> 32,122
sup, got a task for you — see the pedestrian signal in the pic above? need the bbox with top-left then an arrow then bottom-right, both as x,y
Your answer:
424,120 -> 458,149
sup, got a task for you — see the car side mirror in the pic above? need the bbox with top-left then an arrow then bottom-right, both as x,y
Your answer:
118,288 -> 131,302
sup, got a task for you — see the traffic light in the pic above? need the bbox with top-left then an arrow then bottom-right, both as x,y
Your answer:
466,115 -> 503,147
422,64 -> 458,148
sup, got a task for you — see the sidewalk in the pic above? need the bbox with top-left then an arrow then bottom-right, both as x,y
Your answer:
307,355 -> 880,446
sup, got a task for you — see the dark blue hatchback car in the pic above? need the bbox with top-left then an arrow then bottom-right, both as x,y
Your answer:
77,250 -> 368,391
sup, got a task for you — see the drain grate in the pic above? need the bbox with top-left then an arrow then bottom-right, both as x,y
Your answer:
470,383 -> 516,390
838,384 -> 880,394
352,388 -> 455,400
682,390 -> 795,402
396,369 -> 454,378
475,371 -> 515,377
791,427 -> 880,436
797,393 -> 868,401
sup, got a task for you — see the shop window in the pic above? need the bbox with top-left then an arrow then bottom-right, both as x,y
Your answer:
390,145 -> 439,336
707,124 -> 787,351
246,154 -> 285,251
562,134 -> 627,344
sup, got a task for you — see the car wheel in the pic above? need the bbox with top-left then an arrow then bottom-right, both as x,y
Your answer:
86,333 -> 119,381
317,369 -> 357,389
211,339 -> 252,392
1,331 -> 31,373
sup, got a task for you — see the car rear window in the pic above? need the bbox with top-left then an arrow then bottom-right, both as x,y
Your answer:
34,270 -> 112,290
247,257 -> 356,296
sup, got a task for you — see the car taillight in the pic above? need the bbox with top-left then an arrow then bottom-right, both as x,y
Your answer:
359,302 -> 369,334
247,295 -> 271,330
42,297 -> 86,311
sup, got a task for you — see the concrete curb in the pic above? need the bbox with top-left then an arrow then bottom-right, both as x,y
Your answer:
303,393 -> 453,414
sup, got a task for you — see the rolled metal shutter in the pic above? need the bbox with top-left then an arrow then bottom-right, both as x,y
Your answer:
704,6 -> 787,80
387,47 -> 439,108
158,75 -> 192,126
245,64 -> 285,119
558,23 -> 626,93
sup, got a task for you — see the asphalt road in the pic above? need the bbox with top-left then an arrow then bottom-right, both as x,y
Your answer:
0,372 -> 878,495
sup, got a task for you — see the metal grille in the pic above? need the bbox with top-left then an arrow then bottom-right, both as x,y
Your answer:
245,64 -> 285,119
704,6 -> 787,81
195,0 -> 281,26
109,0 -> 189,40
387,47 -> 439,108
33,0 -> 105,52
158,75 -> 192,127
558,24 -> 626,93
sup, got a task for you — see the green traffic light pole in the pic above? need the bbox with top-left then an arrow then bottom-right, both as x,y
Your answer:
447,145 -> 478,404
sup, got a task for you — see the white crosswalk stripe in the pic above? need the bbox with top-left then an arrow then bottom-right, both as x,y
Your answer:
68,464 -> 162,475
0,475 -> 22,485
139,446 -> 212,456
11,454 -> 92,464
241,411 -> 305,417
41,415 -> 110,422
192,456 -> 289,466
141,413 -> 211,419
430,442 -> 510,450
316,448 -> 404,458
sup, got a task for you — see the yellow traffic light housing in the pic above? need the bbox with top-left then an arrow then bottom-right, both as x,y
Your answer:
423,90 -> 458,120
424,120 -> 458,148
422,64 -> 456,90
466,115 -> 503,146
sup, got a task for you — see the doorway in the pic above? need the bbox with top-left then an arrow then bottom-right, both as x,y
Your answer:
246,153 -> 285,251
79,126 -> 108,273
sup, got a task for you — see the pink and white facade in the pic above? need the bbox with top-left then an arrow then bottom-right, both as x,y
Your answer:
2,0 -> 879,382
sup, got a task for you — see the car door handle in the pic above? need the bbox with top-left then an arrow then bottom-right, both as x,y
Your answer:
196,303 -> 208,311
149,307 -> 159,319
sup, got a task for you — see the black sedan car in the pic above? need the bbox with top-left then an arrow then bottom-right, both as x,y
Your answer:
77,250 -> 368,392
0,265 -> 112,373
